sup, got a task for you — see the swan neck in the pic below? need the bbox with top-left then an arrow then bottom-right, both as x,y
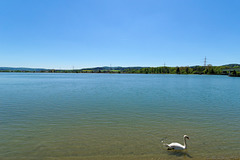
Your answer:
183,137 -> 187,149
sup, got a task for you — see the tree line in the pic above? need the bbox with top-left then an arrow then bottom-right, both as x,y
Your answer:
1,65 -> 240,76
120,65 -> 240,75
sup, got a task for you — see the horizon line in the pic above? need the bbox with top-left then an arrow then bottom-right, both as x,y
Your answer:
1,63 -> 240,70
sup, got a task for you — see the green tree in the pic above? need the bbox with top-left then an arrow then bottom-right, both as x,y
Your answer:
176,67 -> 180,74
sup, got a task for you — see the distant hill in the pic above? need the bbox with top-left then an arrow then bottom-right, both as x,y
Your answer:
189,64 -> 240,68
0,67 -> 48,72
1,64 -> 240,73
0,66 -> 146,73
81,66 -> 146,71
222,64 -> 240,68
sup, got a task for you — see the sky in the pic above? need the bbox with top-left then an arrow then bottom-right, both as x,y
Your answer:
0,0 -> 240,69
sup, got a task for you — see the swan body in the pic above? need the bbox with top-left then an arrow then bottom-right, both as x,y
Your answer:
167,142 -> 186,150
166,135 -> 189,150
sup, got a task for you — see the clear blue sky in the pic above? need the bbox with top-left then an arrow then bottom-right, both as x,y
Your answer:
0,0 -> 240,69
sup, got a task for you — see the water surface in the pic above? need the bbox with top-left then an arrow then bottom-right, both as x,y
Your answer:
0,73 -> 239,159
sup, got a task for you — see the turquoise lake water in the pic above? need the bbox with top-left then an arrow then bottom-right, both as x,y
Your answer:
0,73 -> 239,160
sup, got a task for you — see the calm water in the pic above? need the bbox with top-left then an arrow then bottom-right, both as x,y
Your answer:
0,73 -> 240,160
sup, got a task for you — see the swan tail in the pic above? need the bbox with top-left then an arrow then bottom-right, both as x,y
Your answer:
160,137 -> 170,149
162,142 -> 169,147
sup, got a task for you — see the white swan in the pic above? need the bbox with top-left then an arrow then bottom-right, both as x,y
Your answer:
166,135 -> 189,150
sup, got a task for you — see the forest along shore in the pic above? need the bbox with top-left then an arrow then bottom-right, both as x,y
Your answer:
1,64 -> 240,76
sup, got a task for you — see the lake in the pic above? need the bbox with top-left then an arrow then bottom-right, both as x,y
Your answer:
0,73 -> 239,160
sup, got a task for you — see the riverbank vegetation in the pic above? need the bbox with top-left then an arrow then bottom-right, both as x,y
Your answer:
1,64 -> 240,76
44,65 -> 240,76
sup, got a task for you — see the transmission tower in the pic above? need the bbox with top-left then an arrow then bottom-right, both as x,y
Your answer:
204,57 -> 207,66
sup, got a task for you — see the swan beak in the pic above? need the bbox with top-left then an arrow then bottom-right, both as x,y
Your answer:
187,137 -> 190,139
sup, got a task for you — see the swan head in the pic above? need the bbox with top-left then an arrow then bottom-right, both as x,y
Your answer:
184,135 -> 190,139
